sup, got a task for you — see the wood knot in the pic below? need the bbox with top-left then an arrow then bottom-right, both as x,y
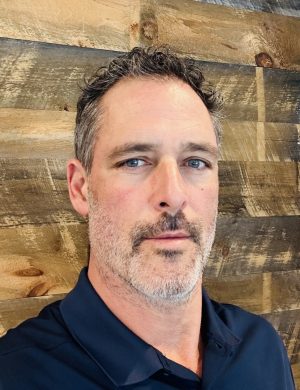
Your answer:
222,245 -> 230,257
15,268 -> 44,277
255,52 -> 273,68
130,22 -> 139,34
141,20 -> 158,41
27,282 -> 49,297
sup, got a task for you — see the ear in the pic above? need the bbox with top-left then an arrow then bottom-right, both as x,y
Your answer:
67,159 -> 89,217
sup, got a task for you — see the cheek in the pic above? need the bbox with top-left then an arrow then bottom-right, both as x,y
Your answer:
191,185 -> 219,219
99,183 -> 142,214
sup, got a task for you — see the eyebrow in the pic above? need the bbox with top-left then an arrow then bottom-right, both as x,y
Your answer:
107,143 -> 157,160
181,142 -> 219,159
107,141 -> 218,160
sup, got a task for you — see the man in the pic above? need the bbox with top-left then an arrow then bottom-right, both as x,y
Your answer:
0,47 -> 295,389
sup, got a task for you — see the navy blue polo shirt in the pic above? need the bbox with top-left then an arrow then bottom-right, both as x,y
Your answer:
0,268 -> 295,389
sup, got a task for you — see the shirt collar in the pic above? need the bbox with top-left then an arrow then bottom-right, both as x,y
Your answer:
60,268 -> 162,387
60,268 -> 241,387
201,288 -> 241,350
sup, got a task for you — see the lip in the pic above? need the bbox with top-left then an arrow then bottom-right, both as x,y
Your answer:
146,231 -> 190,240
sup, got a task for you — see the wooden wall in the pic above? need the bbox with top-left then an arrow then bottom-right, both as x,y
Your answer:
0,0 -> 299,386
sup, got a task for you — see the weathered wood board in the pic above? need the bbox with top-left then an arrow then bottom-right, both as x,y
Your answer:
1,108 -> 299,162
0,159 -> 299,227
220,120 -> 300,161
140,0 -> 300,70
0,223 -> 87,300
0,109 -> 75,159
204,270 -> 300,314
0,159 -> 80,227
0,294 -> 65,336
1,0 -> 299,70
0,0 -> 137,51
1,39 -> 300,123
219,161 -> 299,217
207,215 -> 300,277
195,0 -> 300,17
264,67 -> 300,124
0,38 -> 121,112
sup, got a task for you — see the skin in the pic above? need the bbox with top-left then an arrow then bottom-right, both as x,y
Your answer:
67,77 -> 219,376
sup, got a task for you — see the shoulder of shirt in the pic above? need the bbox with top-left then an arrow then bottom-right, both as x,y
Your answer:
209,297 -> 283,344
0,300 -> 71,356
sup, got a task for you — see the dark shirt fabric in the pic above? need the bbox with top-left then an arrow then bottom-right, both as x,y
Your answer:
0,268 -> 295,390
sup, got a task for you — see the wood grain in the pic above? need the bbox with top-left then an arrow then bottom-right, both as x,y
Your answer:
0,38 -> 120,112
0,223 -> 87,299
0,38 -> 256,120
140,0 -> 300,70
220,120 -> 300,161
1,39 -> 299,123
204,270 -> 300,314
219,161 -> 299,217
264,67 -> 300,124
0,294 -> 65,336
1,108 -> 299,161
0,108 -> 75,159
0,0 -> 137,51
207,215 -> 300,277
195,0 -> 300,17
0,158 -> 82,226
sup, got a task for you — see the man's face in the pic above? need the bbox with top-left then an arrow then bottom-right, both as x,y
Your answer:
88,77 -> 219,304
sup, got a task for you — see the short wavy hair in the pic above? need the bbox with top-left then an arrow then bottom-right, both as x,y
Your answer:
75,46 -> 222,173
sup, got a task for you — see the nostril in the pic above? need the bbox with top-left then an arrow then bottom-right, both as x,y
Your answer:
159,202 -> 168,207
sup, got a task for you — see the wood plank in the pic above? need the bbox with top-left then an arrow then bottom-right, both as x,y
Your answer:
204,270 -> 300,314
0,0 -> 136,51
0,38 -> 121,112
207,215 -> 300,277
264,67 -> 300,124
1,39 -> 299,124
0,108 -> 75,159
1,108 -> 299,161
0,39 -> 258,121
140,0 -> 300,70
220,120 -> 300,161
0,223 -> 87,300
0,159 -> 298,227
0,294 -> 65,336
219,161 -> 299,217
195,0 -> 300,17
0,158 -> 81,226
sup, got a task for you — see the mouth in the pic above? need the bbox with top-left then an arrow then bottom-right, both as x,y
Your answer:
145,231 -> 191,241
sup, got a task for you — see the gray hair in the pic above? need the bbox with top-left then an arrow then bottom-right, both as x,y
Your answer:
75,46 -> 222,174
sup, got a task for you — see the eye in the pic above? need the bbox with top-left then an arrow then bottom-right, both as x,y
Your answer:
185,159 -> 207,169
118,158 -> 147,168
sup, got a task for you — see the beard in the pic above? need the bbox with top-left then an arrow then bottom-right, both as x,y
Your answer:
88,193 -> 217,306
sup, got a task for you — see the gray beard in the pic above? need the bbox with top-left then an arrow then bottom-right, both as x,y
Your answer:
88,194 -> 217,306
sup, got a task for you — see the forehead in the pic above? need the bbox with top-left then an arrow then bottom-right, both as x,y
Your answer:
96,77 -> 217,152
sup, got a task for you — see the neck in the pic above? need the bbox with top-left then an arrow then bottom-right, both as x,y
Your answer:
88,259 -> 204,376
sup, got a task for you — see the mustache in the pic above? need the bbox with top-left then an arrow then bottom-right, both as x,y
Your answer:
131,211 -> 201,251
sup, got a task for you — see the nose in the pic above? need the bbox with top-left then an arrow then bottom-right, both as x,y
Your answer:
149,158 -> 188,215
